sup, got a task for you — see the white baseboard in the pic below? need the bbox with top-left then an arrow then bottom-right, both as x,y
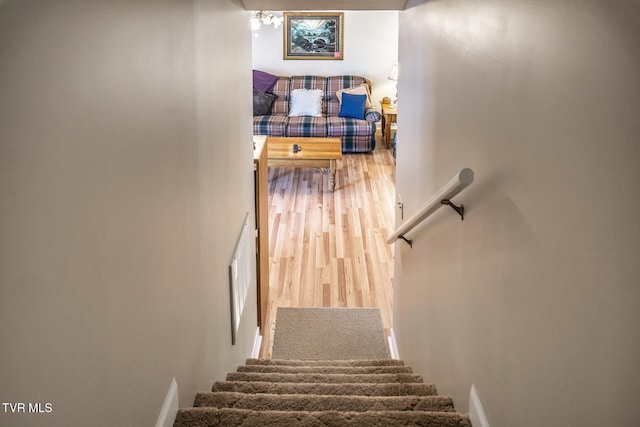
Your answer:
469,384 -> 490,427
251,327 -> 262,359
155,377 -> 179,427
387,328 -> 400,359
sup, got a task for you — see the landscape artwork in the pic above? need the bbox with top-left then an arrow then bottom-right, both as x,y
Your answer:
284,12 -> 344,60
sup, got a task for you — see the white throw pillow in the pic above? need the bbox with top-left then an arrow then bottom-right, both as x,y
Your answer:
289,89 -> 324,117
336,84 -> 372,109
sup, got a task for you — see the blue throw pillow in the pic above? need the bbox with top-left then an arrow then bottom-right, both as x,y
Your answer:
338,93 -> 367,120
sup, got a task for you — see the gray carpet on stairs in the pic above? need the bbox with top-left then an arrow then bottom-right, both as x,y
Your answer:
236,364 -> 413,374
271,307 -> 390,360
211,380 -> 439,396
194,391 -> 456,412
174,308 -> 472,426
245,358 -> 405,367
225,371 -> 424,384
175,408 -> 472,427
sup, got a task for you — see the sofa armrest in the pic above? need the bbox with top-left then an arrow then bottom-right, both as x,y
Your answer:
365,108 -> 382,122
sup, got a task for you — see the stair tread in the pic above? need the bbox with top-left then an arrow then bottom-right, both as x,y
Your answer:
237,365 -> 413,374
175,407 -> 472,427
212,381 -> 438,396
226,372 -> 424,384
245,358 -> 405,367
194,391 -> 455,412
176,360 -> 469,426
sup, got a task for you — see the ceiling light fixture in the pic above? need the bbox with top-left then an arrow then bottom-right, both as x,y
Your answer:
251,11 -> 283,31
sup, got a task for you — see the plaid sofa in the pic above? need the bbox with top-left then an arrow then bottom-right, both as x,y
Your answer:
253,75 -> 382,153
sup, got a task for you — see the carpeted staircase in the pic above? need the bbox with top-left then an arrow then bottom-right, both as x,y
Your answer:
173,358 -> 472,426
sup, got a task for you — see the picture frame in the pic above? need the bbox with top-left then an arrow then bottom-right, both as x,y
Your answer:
283,12 -> 344,60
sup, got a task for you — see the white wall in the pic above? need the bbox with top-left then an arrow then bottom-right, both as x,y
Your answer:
252,11 -> 399,107
0,1 -> 256,426
395,0 -> 640,426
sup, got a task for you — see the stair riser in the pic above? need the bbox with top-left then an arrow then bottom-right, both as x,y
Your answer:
237,365 -> 413,374
212,381 -> 438,396
225,372 -> 424,384
245,358 -> 406,367
194,392 -> 455,412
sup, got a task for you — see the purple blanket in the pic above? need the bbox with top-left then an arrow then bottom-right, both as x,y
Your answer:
253,70 -> 278,93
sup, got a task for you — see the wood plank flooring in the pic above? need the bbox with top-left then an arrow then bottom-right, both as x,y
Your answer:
260,133 -> 396,358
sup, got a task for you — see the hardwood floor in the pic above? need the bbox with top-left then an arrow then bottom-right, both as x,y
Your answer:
260,133 -> 396,358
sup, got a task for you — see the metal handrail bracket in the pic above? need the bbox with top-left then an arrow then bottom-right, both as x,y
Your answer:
387,168 -> 474,246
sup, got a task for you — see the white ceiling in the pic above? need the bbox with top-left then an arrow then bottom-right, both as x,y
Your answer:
240,0 -> 408,11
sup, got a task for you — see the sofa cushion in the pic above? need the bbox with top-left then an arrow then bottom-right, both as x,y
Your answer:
286,116 -> 328,137
326,116 -> 376,137
336,83 -> 372,108
289,89 -> 324,117
290,75 -> 328,91
253,90 -> 276,116
253,115 -> 288,137
327,116 -> 376,152
290,76 -> 328,115
338,93 -> 367,120
326,76 -> 369,116
271,77 -> 291,115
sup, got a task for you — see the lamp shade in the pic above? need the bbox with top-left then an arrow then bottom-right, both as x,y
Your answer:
388,64 -> 398,81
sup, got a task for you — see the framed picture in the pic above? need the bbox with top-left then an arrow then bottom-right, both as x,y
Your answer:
283,12 -> 344,60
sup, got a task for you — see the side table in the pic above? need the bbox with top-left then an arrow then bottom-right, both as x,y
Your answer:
380,101 -> 397,149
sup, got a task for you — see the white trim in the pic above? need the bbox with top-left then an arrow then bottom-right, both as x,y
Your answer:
469,384 -> 490,427
155,377 -> 179,427
387,328 -> 400,359
251,327 -> 262,359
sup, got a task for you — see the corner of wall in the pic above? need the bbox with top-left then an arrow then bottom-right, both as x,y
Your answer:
469,385 -> 490,427
155,378 -> 179,427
